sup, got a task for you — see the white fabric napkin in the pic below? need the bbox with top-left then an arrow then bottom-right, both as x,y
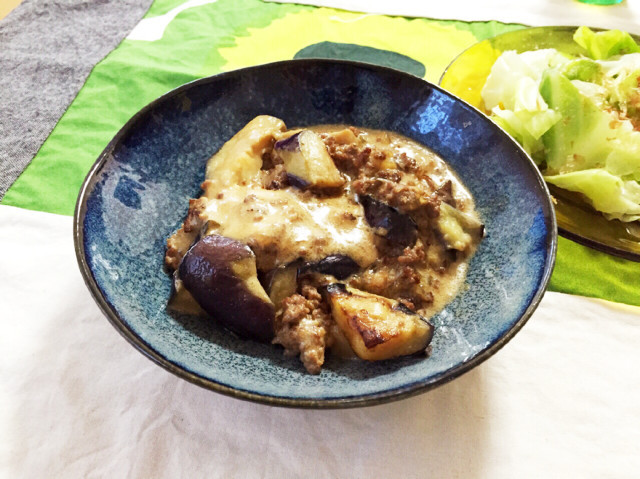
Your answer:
264,0 -> 640,34
2,203 -> 640,478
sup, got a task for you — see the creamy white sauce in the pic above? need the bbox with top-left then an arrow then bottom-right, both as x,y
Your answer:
200,185 -> 378,268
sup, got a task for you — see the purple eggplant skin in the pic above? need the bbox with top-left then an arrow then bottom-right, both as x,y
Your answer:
274,131 -> 301,152
298,255 -> 360,280
359,195 -> 417,248
178,234 -> 274,342
286,173 -> 311,190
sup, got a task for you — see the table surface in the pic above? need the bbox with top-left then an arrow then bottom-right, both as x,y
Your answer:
2,1 -> 640,478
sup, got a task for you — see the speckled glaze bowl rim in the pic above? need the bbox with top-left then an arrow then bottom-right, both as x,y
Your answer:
74,59 -> 558,409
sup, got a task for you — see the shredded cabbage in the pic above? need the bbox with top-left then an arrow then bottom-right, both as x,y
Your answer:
545,169 -> 640,222
573,26 -> 640,60
481,27 -> 640,222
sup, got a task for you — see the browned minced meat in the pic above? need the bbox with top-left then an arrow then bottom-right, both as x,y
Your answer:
395,152 -> 440,185
357,178 -> 462,238
183,197 -> 207,233
164,197 -> 206,270
164,245 -> 183,271
352,176 -> 424,212
260,140 -> 282,170
350,251 -> 434,311
397,243 -> 426,265
411,182 -> 464,235
272,283 -> 333,374
323,136 -> 387,176
397,298 -> 417,311
323,138 -> 361,174
260,164 -> 289,190
376,169 -> 402,182
395,151 -> 417,172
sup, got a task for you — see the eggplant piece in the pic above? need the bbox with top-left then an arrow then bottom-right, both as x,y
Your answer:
264,255 -> 359,308
435,180 -> 456,207
265,263 -> 299,310
298,254 -> 360,280
324,128 -> 358,145
436,202 -> 484,251
359,195 -> 417,248
168,275 -> 207,316
285,173 -> 310,190
178,234 -> 275,342
327,321 -> 357,359
274,130 -> 345,189
205,115 -> 286,188
322,284 -> 434,361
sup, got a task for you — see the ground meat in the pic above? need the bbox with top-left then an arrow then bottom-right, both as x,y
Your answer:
164,243 -> 184,271
397,298 -> 416,311
183,198 -> 206,233
376,169 -> 402,182
349,261 -> 433,310
395,152 -> 417,172
410,195 -> 441,229
260,164 -> 288,190
395,152 -> 441,186
352,176 -> 424,212
167,121 -> 482,374
324,138 -> 362,174
260,141 -> 282,170
323,135 -> 388,176
272,283 -> 333,374
164,198 -> 206,270
411,186 -> 457,234
397,243 -> 426,265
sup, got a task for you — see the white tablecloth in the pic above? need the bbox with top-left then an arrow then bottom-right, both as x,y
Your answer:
2,204 -> 640,477
3,1 -> 640,476
266,0 -> 640,34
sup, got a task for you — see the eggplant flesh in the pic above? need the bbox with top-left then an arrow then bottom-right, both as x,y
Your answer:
265,263 -> 299,310
262,254 -> 360,313
322,283 -> 434,361
178,234 -> 275,342
274,130 -> 345,189
436,202 -> 484,251
205,115 -> 285,186
168,274 -> 207,316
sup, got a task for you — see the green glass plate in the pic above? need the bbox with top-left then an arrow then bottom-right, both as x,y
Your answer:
440,26 -> 640,262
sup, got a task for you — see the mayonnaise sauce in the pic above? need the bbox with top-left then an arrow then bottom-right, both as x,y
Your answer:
200,184 -> 378,269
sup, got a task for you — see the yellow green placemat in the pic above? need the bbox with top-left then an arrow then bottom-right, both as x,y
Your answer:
2,0 -> 638,305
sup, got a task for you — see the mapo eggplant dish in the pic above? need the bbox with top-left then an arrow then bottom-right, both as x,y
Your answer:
165,116 -> 484,374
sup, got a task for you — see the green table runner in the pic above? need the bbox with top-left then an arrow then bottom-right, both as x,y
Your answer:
3,0 -> 638,305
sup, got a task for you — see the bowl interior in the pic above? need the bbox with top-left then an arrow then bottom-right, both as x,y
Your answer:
76,60 -> 556,407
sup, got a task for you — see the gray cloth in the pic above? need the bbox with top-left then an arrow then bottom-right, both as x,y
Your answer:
0,0 -> 153,199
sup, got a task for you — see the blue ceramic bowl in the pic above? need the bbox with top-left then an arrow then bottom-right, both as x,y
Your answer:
75,60 -> 556,408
